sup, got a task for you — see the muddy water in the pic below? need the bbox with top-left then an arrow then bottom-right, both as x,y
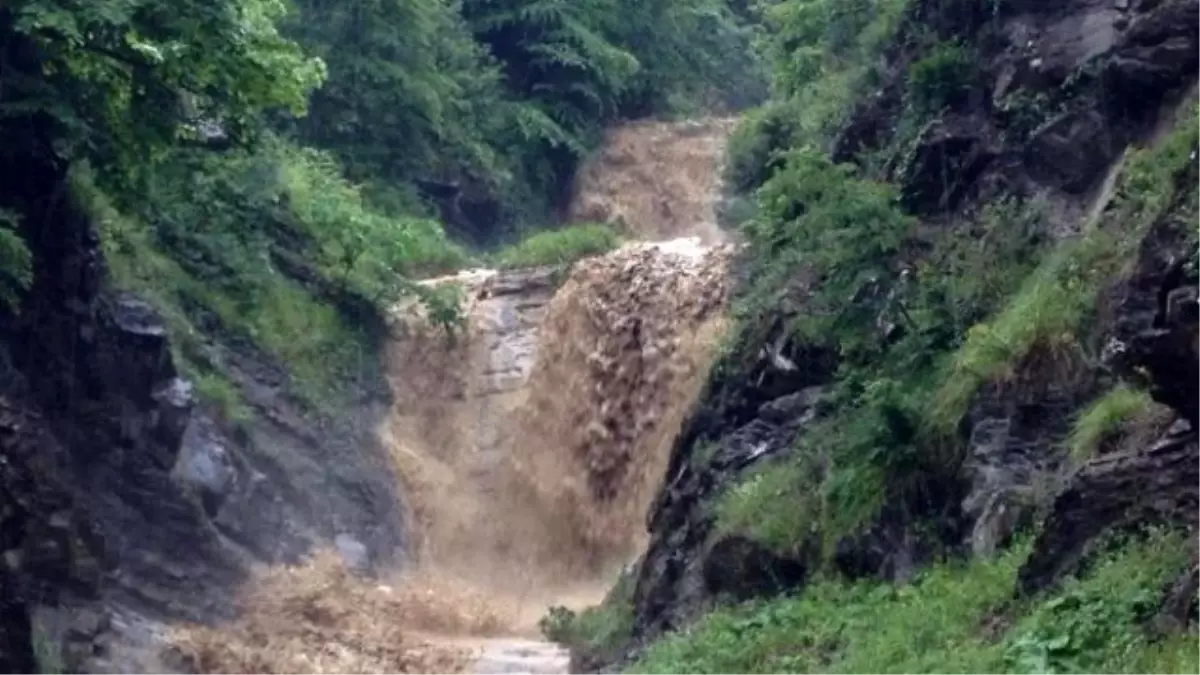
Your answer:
380,117 -> 740,673
162,117 -> 739,675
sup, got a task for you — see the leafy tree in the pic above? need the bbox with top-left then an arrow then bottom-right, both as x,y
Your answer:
4,0 -> 324,177
282,0 -> 510,213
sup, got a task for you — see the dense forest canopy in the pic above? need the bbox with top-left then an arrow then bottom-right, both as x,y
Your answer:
0,0 -> 765,402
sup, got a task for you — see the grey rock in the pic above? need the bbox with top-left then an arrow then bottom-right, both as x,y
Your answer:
335,533 -> 371,572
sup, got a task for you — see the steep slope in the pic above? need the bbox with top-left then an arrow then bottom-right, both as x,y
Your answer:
0,128 -> 419,675
565,0 -> 1199,671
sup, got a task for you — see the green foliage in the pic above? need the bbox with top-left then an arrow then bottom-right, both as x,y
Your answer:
540,566 -> 637,662
722,156 -> 1046,554
490,223 -> 621,269
726,0 -> 906,193
724,99 -> 806,193
929,233 -> 1114,431
906,41 -> 975,113
283,0 -> 512,209
631,529 -> 1198,674
931,109 -> 1200,432
77,138 -> 446,403
275,0 -> 766,232
459,0 -> 764,216
1003,529 -> 1195,674
0,209 -> 33,311
274,141 -> 472,284
8,0 -> 324,176
743,147 -> 914,361
1067,385 -> 1156,460
714,456 -> 820,555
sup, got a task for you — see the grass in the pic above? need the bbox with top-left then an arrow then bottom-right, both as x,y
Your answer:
540,568 -> 637,666
630,528 -> 1197,674
490,223 -> 622,269
713,456 -> 820,557
74,146 -> 407,406
1067,385 -> 1157,460
929,104 -> 1200,433
928,233 -> 1113,431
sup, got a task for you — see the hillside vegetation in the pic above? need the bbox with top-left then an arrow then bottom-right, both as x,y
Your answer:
0,0 -> 764,411
549,0 -> 1200,671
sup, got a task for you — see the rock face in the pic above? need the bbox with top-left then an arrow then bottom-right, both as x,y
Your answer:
628,325 -> 834,644
0,98 -> 407,674
605,0 -> 1199,665
1019,170 -> 1200,593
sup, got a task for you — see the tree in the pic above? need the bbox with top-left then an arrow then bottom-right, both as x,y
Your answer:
3,0 -> 324,178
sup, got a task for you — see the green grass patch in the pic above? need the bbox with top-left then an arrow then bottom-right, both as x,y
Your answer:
490,223 -> 622,269
714,455 -> 821,557
1067,385 -> 1156,460
75,150 -> 382,405
929,106 -> 1200,432
540,567 -> 637,665
929,233 -> 1114,431
630,528 -> 1197,674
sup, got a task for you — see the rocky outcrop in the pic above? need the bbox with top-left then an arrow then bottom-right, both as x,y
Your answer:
624,325 -> 832,648
0,99 -> 408,674
1018,170 -> 1200,594
600,0 -> 1198,667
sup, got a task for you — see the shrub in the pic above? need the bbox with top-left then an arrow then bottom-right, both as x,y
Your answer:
630,528 -> 1197,674
907,41 -> 975,113
491,223 -> 622,269
1067,385 -> 1157,459
540,569 -> 637,665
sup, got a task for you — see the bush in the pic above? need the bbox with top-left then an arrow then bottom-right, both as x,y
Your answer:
78,135 -> 469,404
540,568 -> 637,665
491,223 -> 622,269
714,454 -> 821,556
906,41 -> 976,113
724,101 -> 806,193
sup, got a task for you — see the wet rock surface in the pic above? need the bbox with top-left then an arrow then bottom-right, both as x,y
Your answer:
0,113 -> 407,671
1019,198 -> 1200,594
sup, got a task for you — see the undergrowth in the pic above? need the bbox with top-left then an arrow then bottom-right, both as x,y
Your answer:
631,528 -> 1197,674
1067,385 -> 1157,460
931,103 -> 1199,432
0,208 -> 32,311
490,223 -> 622,270
540,568 -> 637,666
79,134 -> 471,407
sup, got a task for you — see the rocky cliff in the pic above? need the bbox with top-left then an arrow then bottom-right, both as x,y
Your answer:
0,113 -> 409,673
586,0 -> 1199,667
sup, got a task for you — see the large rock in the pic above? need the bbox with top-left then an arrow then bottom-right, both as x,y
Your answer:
1020,196 -> 1200,594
